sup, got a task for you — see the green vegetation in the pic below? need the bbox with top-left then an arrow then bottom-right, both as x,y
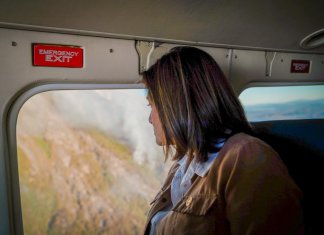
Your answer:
35,136 -> 51,158
88,128 -> 163,187
88,129 -> 133,162
21,186 -> 57,235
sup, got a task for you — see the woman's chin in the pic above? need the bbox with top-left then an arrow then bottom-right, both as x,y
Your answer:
155,139 -> 166,146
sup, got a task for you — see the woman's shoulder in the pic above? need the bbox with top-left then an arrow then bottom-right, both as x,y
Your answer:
217,132 -> 285,170
209,133 -> 294,194
222,132 -> 277,155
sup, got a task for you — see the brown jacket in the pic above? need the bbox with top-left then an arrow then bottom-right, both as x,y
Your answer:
144,133 -> 304,235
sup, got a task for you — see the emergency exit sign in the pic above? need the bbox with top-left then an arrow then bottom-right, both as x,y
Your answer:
290,60 -> 310,73
33,44 -> 84,68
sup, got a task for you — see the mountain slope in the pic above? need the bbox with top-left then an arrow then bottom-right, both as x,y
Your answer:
17,92 -> 163,235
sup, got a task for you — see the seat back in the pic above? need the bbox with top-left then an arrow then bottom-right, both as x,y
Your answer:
252,119 -> 324,235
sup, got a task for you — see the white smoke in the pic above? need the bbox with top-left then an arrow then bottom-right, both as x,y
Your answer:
50,89 -> 164,168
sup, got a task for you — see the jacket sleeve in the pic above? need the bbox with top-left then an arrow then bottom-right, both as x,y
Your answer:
220,138 -> 304,235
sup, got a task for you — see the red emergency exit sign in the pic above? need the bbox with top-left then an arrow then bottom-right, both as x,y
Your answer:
290,60 -> 310,73
33,44 -> 84,68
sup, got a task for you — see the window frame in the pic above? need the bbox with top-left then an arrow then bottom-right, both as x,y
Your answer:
6,82 -> 144,235
238,82 -> 324,122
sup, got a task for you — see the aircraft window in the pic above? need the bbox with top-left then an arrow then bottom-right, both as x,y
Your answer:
239,85 -> 324,122
16,90 -> 167,235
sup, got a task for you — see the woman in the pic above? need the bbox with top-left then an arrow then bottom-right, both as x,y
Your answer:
142,46 -> 304,235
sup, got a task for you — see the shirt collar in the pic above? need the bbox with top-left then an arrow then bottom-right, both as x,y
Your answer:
177,138 -> 225,178
177,155 -> 188,175
193,151 -> 219,177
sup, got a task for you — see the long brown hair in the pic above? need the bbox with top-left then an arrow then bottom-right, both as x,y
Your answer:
142,46 -> 251,162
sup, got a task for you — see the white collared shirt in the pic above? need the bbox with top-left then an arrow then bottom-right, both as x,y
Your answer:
171,140 -> 225,206
149,139 -> 225,235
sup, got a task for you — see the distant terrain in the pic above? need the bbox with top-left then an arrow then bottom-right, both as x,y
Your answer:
244,99 -> 324,121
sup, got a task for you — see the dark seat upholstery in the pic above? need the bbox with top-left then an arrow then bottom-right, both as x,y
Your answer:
252,119 -> 324,235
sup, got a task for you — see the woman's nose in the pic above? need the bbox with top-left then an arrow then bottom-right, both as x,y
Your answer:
149,112 -> 152,124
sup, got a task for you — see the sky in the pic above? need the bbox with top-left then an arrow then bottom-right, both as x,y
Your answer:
239,85 -> 324,106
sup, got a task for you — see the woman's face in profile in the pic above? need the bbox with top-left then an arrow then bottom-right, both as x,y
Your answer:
147,98 -> 166,146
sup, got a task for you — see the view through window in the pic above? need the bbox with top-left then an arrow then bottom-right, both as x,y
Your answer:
17,85 -> 324,234
239,85 -> 324,121
16,89 -> 167,235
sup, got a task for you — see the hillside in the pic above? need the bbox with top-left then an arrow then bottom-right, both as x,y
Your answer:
17,91 -> 165,235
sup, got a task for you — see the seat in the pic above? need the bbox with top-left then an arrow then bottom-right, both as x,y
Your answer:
252,119 -> 324,235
